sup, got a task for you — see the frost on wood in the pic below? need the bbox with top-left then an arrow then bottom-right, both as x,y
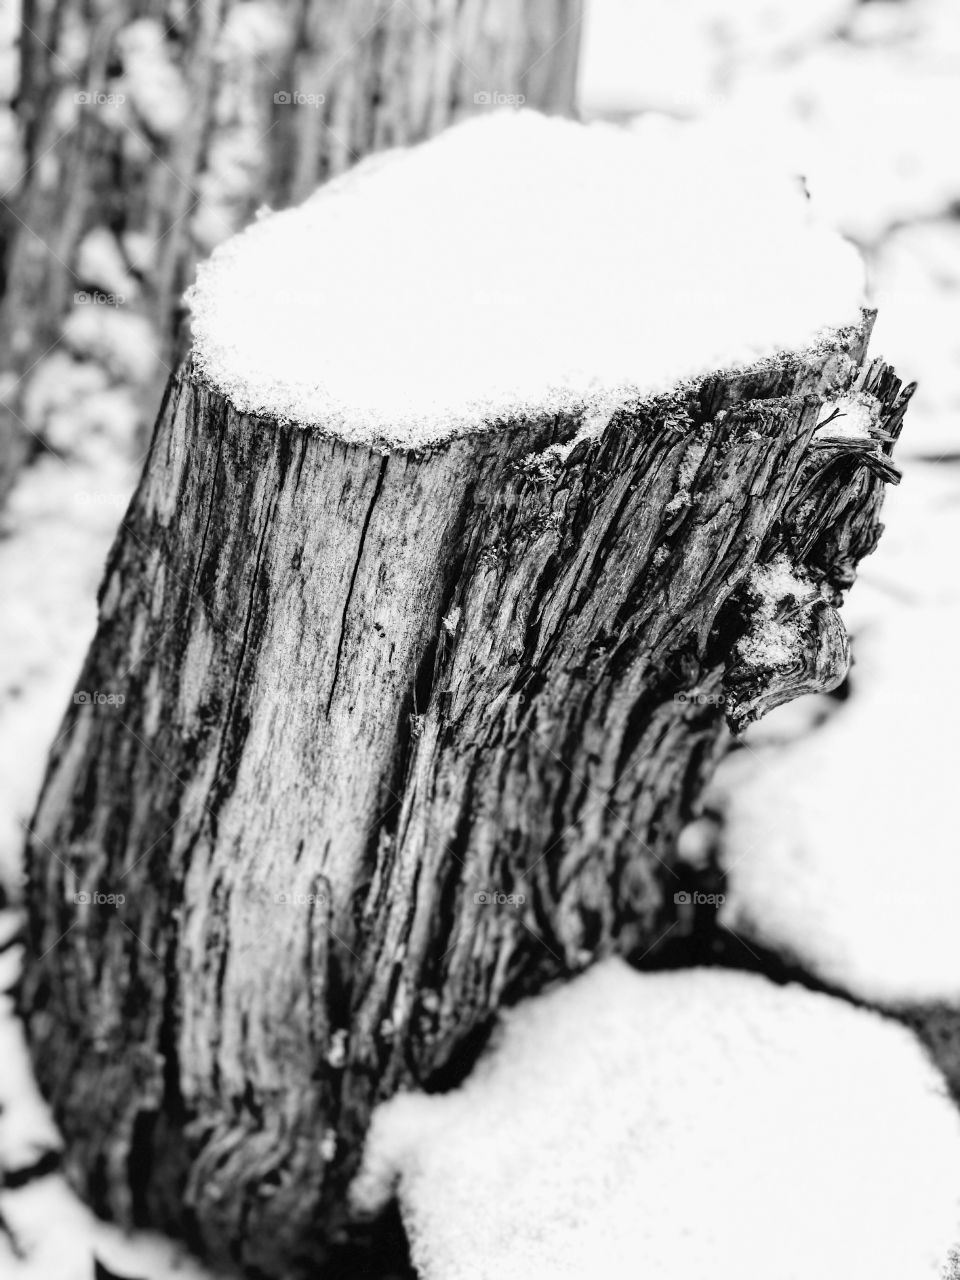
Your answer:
23,113 -> 909,1277
352,960 -> 960,1280
188,112 -> 866,447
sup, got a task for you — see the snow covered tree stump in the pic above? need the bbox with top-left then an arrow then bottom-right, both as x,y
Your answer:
22,115 -> 909,1277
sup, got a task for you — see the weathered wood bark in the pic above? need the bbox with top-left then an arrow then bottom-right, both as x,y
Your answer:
22,314 -> 908,1276
0,0 -> 582,500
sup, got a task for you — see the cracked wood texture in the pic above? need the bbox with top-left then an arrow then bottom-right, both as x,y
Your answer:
0,0 -> 582,501
22,315 -> 908,1277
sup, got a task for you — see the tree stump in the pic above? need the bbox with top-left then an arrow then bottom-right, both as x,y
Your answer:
0,0 -> 582,503
22,115 -> 908,1277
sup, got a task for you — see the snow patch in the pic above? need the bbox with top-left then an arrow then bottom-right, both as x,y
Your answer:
815,393 -> 879,441
735,555 -> 812,668
116,19 -> 190,138
579,0 -> 853,117
869,220 -> 960,457
353,960 -> 960,1280
76,228 -> 138,300
0,1172 -> 224,1279
713,47 -> 960,241
719,600 -> 960,1007
62,308 -> 158,387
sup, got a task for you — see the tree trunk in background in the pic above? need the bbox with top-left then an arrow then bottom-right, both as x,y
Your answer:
0,0 -> 582,500
22,313 -> 908,1277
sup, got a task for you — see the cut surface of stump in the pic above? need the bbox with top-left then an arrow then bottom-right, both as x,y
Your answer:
23,112 -> 908,1277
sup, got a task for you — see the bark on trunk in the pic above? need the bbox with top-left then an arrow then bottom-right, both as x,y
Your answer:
20,313 -> 909,1275
0,0 -> 582,501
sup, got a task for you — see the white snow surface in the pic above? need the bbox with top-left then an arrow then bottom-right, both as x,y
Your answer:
735,554 -> 811,668
353,960 -> 960,1280
713,48 -> 960,243
814,393 -> 878,441
188,111 -> 865,447
718,596 -> 960,1008
870,220 -> 960,457
579,0 -> 854,117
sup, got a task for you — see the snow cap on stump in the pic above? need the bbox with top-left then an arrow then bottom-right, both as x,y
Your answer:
188,111 -> 866,448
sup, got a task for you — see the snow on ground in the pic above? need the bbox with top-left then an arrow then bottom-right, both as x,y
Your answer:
0,455 -> 137,891
0,1175 -> 223,1280
0,923 -> 58,1164
0,910 -> 221,1280
579,0 -> 854,117
711,47 -> 960,244
0,924 -> 223,1277
870,221 -> 960,458
716,597 -> 960,1007
189,110 -> 864,447
353,959 -> 960,1280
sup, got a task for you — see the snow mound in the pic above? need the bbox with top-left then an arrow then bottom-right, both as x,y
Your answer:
718,601 -> 960,1008
189,111 -> 865,448
352,960 -> 960,1280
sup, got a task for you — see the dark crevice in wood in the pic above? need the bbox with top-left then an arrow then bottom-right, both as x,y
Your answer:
327,456 -> 389,716
2,1147 -> 62,1189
